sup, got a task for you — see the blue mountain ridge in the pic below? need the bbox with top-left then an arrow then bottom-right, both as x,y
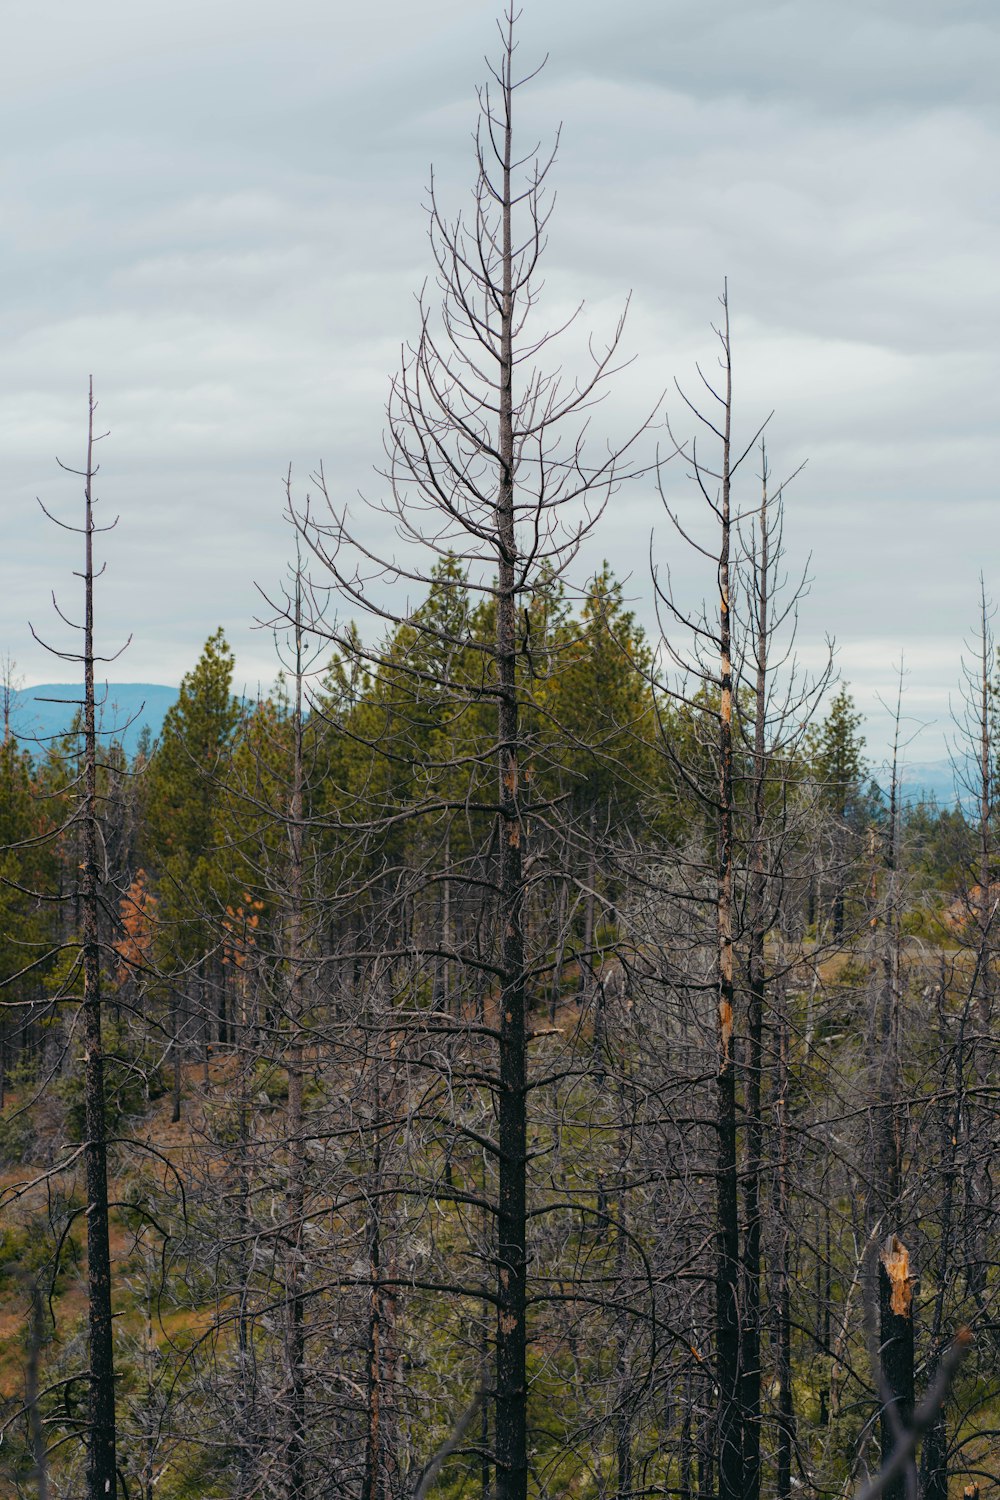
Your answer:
889,762 -> 968,810
5,687 -> 975,808
10,683 -> 179,758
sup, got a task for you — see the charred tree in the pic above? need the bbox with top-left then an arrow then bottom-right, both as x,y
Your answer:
282,575 -> 308,1500
708,289 -> 741,1500
31,383 -> 122,1500
738,449 -> 770,1500
876,1236 -> 914,1500
285,11 -> 644,1493
78,382 -> 118,1500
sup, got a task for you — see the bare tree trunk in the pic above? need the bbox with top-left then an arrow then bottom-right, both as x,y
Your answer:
872,688 -> 913,1499
696,1399 -> 714,1500
612,1078 -> 633,1499
27,1279 -> 48,1500
714,290 -> 742,1500
739,450 -> 771,1500
679,1373 -> 693,1500
480,1198 -> 493,1499
549,866 -> 568,1022
832,838 -> 846,942
492,21 -> 528,1500
774,1009 -> 794,1500
234,1053 -> 259,1499
170,984 -> 182,1124
441,829 -> 453,1015
919,975 -> 959,1500
283,583 -> 308,1500
581,800 -> 597,998
877,1236 -> 914,1500
287,9 -> 641,1485
361,1128 -> 385,1500
79,379 -> 118,1500
968,583 -> 994,1306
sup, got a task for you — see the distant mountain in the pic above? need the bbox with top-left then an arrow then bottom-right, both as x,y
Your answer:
10,683 -> 178,758
2,696 -> 978,813
894,760 -> 966,810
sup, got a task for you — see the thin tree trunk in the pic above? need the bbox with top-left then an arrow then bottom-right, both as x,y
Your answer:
441,829 -> 453,1014
739,450 -> 770,1500
581,799 -> 597,998
868,689 -> 912,1497
920,968 -> 960,1500
171,985 -> 182,1124
549,868 -> 568,1022
877,1236 -> 914,1500
679,1372 -> 693,1500
714,288 -> 742,1500
80,379 -> 118,1500
481,1197 -> 493,1499
968,583 -> 993,1306
696,1397 -> 714,1500
774,1009 -> 794,1500
613,1077 -> 632,1499
27,1279 -> 48,1500
283,580 -> 308,1500
494,25 -> 528,1495
361,1128 -> 385,1500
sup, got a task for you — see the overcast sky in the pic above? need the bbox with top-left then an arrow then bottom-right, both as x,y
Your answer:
3,0 -> 997,759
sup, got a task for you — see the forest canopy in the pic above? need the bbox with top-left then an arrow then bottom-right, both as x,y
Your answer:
0,13 -> 996,1500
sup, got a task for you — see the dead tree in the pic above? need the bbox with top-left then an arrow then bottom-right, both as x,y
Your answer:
861,670 -> 914,1499
285,13 -> 648,1497
954,582 -> 997,1311
282,571 -> 309,1500
876,1235 -> 914,1500
29,380 -> 124,1499
651,296 -> 825,1500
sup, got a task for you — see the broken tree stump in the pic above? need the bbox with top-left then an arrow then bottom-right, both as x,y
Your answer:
878,1235 -> 915,1500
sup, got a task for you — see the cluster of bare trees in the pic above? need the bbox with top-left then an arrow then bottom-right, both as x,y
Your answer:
0,11 -> 997,1500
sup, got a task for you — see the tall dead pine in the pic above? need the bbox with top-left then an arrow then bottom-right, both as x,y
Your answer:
712,292 -> 742,1500
32,381 -> 120,1498
81,386 -> 117,1500
290,10 -> 643,1490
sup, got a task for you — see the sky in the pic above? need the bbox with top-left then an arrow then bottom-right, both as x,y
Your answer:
2,0 -> 998,761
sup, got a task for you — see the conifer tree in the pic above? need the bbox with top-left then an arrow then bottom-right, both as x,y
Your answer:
810,683 -> 869,938
144,627 -> 239,904
144,628 -> 239,1100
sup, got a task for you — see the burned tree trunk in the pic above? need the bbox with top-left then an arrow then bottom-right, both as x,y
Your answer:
739,449 -> 773,1500
877,1235 -> 914,1500
489,20 -> 529,1500
78,381 -> 118,1500
361,1130 -> 386,1500
773,1009 -> 795,1500
283,583 -> 308,1500
865,682 -> 910,1500
713,291 -> 742,1500
919,973 -> 959,1500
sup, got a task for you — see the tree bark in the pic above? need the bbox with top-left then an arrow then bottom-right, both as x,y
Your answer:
774,1010 -> 794,1500
714,289 -> 742,1500
877,1235 -> 914,1500
493,24 -> 528,1496
739,451 -> 771,1500
284,589 -> 308,1500
81,379 -> 118,1500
